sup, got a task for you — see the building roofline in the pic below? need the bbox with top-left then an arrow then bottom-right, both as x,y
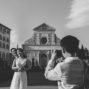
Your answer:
33,23 -> 56,31
0,23 -> 11,31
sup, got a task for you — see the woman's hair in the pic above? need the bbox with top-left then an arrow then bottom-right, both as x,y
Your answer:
60,35 -> 79,54
17,48 -> 27,58
17,48 -> 23,53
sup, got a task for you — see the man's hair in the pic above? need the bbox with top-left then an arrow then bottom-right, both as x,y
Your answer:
11,48 -> 17,52
60,35 -> 79,54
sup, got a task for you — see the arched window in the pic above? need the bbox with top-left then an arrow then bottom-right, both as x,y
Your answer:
3,36 -> 5,41
7,29 -> 10,34
0,51 -> 1,58
0,42 -> 2,47
3,43 -> 5,48
3,28 -> 6,34
6,44 -> 9,49
7,38 -> 9,42
0,25 -> 2,32
0,35 -> 2,40
0,26 -> 3,33
6,53 -> 9,59
2,52 -> 5,59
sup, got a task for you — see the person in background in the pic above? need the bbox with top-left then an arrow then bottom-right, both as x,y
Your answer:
45,35 -> 84,89
10,48 -> 31,89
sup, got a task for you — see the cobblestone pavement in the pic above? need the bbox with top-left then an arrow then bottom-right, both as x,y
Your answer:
0,86 -> 58,89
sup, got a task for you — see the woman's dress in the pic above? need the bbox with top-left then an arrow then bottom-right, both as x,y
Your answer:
10,58 -> 27,89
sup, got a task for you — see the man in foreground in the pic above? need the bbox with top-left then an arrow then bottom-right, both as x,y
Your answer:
45,35 -> 84,89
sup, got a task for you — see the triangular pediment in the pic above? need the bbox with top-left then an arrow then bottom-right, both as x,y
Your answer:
33,23 -> 55,31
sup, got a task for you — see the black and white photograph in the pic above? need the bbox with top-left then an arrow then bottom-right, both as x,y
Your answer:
0,0 -> 89,89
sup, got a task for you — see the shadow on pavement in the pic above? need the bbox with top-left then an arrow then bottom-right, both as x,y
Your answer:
0,71 -> 57,87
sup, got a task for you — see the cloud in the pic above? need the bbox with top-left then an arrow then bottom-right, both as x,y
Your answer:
66,0 -> 89,29
10,30 -> 19,48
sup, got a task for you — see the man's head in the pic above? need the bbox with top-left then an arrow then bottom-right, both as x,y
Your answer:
11,48 -> 17,56
60,35 -> 79,57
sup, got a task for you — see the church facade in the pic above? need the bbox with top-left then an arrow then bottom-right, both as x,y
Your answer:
22,23 -> 61,68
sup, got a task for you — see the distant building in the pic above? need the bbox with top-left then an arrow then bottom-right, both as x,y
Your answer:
22,23 -> 61,69
0,23 -> 11,62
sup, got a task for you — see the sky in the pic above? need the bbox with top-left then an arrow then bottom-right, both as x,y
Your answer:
0,0 -> 89,49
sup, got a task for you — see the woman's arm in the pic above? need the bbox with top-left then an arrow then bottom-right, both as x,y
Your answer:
44,50 -> 62,81
12,59 -> 19,71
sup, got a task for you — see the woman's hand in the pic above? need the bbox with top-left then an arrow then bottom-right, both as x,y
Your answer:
18,63 -> 26,72
51,50 -> 56,61
18,63 -> 23,68
18,66 -> 26,72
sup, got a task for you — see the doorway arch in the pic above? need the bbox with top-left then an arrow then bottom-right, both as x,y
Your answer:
39,53 -> 47,69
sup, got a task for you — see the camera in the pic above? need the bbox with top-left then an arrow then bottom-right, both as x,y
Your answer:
55,50 -> 63,59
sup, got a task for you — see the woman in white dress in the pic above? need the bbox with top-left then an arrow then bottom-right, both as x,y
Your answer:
10,48 -> 31,89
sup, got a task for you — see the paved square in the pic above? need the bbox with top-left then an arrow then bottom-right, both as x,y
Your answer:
0,86 -> 58,89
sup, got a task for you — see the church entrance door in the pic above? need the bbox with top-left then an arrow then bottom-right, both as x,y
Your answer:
39,53 -> 47,69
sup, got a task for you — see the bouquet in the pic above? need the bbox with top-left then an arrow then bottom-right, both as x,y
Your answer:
18,61 -> 26,72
